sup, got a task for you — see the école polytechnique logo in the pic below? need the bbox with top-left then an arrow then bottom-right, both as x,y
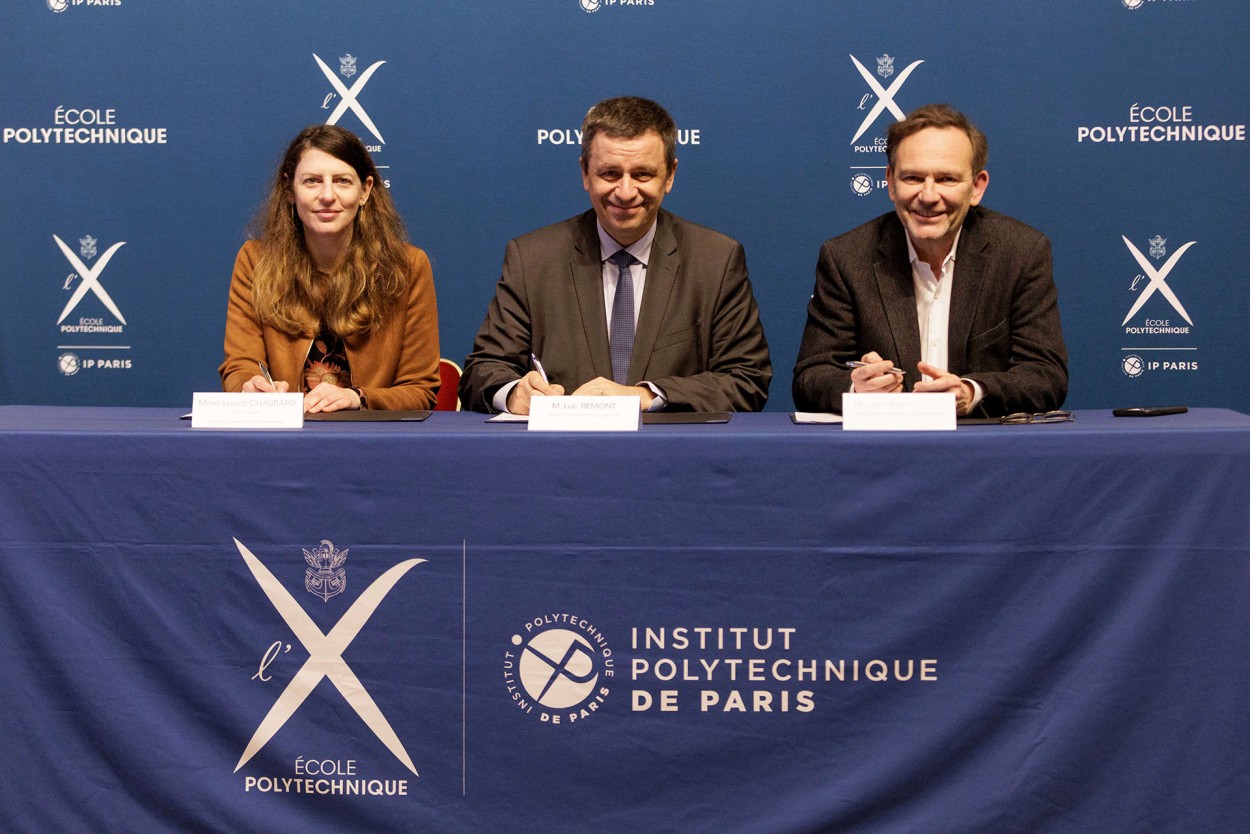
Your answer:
314,53 -> 386,145
234,538 -> 424,775
54,234 -> 126,325
849,53 -> 924,144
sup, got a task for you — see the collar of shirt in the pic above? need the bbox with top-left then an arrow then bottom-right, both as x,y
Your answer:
596,219 -> 656,328
904,226 -> 962,285
596,219 -> 656,269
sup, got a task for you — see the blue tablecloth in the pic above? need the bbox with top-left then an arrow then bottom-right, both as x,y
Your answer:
1,407 -> 1247,833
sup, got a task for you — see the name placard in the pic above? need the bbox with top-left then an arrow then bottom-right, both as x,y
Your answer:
190,392 -> 304,429
528,396 -> 641,432
841,392 -> 956,431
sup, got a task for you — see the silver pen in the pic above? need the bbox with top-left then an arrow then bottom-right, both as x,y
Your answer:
258,361 -> 276,389
530,353 -> 550,385
843,360 -> 905,377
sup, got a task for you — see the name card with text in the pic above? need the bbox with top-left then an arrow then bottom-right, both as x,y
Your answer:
842,392 -> 957,431
191,392 -> 304,429
528,396 -> 641,431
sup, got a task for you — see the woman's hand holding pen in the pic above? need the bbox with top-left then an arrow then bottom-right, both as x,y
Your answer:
241,375 -> 290,393
241,361 -> 289,394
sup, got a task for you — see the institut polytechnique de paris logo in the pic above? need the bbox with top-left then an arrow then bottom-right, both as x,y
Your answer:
504,614 -> 615,725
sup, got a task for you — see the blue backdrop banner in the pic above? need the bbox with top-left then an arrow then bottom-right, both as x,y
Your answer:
1,2 -> 1247,412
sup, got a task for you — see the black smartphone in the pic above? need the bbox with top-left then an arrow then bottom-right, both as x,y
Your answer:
1112,406 -> 1188,417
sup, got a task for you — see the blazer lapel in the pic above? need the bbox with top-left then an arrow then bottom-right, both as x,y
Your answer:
570,211 -> 613,378
628,212 -> 678,383
948,211 -> 988,375
873,219 -> 922,387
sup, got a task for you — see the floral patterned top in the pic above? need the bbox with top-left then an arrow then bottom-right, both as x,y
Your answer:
304,329 -> 354,393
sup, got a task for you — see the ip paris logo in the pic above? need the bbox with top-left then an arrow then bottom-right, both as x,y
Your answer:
315,52 -> 386,146
1121,0 -> 1196,9
46,0 -> 122,12
235,538 -> 424,775
579,0 -> 655,11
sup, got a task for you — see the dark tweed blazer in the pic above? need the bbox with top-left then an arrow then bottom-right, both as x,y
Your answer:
793,206 -> 1067,416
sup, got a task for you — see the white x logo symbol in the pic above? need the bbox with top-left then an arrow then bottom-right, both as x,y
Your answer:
233,538 -> 423,774
1121,236 -> 1196,326
53,235 -> 127,325
314,53 -> 387,145
849,55 -> 925,145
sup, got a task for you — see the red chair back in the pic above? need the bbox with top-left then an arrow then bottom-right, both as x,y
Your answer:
435,358 -> 462,411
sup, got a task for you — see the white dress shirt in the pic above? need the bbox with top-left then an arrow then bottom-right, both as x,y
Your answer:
905,229 -> 984,408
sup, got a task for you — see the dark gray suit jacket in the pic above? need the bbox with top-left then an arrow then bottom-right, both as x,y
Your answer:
461,209 -> 771,412
792,207 -> 1067,416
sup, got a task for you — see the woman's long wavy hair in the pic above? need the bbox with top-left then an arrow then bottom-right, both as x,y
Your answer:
249,125 -> 410,337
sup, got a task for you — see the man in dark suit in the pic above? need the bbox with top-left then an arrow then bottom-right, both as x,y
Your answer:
461,96 -> 771,414
793,104 -> 1067,417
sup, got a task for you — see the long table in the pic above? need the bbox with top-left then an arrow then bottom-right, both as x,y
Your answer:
1,407 -> 1247,833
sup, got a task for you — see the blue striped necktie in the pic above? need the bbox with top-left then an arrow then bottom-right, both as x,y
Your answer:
609,249 -> 636,384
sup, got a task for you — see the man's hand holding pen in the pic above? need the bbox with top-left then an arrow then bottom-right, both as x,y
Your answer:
847,352 -> 905,394
507,370 -> 564,415
845,353 -> 974,415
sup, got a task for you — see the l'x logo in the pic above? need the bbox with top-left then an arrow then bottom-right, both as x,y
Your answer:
233,538 -> 423,774
1121,235 -> 1196,326
314,53 -> 387,144
54,235 -> 127,325
849,54 -> 924,144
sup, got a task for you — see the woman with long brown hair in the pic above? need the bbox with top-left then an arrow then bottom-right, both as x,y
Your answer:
220,125 -> 439,411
